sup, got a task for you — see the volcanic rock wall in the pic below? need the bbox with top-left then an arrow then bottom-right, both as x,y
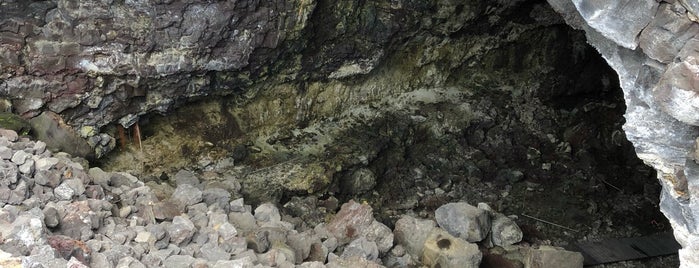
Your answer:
1,0 -> 320,157
548,0 -> 699,267
0,0 -> 687,265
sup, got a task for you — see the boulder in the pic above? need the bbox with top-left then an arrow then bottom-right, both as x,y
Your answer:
435,202 -> 490,242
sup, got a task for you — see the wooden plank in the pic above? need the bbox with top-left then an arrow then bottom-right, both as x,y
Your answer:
569,232 -> 680,266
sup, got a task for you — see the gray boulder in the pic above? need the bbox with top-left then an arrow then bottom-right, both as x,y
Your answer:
435,202 -> 490,242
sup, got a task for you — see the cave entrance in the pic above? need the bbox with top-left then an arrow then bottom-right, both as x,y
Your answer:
94,1 -> 676,266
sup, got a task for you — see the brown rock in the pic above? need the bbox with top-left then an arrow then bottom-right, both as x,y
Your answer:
47,235 -> 91,264
152,200 -> 182,221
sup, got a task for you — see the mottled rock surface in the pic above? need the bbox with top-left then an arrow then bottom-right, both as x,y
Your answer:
0,0 -> 685,266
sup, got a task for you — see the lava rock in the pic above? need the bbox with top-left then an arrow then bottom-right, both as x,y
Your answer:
10,150 -> 30,165
326,200 -> 375,245
341,168 -> 377,195
202,187 -> 231,210
167,215 -> 196,246
254,203 -> 282,224
174,170 -> 200,187
171,184 -> 203,209
54,179 -> 85,200
524,245 -> 584,268
199,242 -> 230,261
393,215 -> 437,256
435,202 -> 490,242
47,235 -> 91,264
162,255 -> 197,268
341,236 -> 379,261
490,213 -> 523,247
421,228 -> 482,268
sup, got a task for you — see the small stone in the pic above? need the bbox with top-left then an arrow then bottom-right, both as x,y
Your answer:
223,236 -> 248,255
212,257 -> 256,268
116,256 -> 146,268
341,236 -> 379,261
435,202 -> 490,242
187,203 -> 209,229
254,203 -> 281,223
68,258 -> 87,268
90,252 -> 111,268
141,253 -> 162,268
84,185 -> 105,199
47,235 -> 91,264
421,228 -> 482,268
174,169 -> 200,186
102,244 -> 136,264
0,162 -> 18,185
167,215 -> 196,245
109,172 -> 140,188
257,243 -> 296,266
246,229 -> 270,253
229,198 -> 246,212
54,179 -> 85,200
10,150 -> 30,165
35,157 -> 59,171
365,220 -> 394,254
18,159 -> 34,175
57,201 -> 96,241
393,215 -> 437,256
326,200 -> 375,245
6,180 -> 27,205
153,200 -> 182,221
0,129 -> 18,142
199,242 -> 230,261
171,184 -> 203,208
202,188 -> 231,209
0,146 -> 12,159
119,206 -> 132,218
11,208 -> 46,249
146,224 -> 167,241
228,211 -> 257,234
524,245 -> 583,268
34,170 -> 61,187
217,222 -> 238,240
134,231 -> 155,244
286,231 -> 319,262
307,241 -> 329,263
148,244 -> 180,263
326,255 -> 384,268
32,140 -> 47,155
297,261 -> 327,268
88,167 -> 110,187
23,245 -> 68,268
43,206 -> 59,228
162,255 -> 196,268
490,213 -> 523,247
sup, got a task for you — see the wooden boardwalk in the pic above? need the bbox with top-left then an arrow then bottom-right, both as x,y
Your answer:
568,232 -> 681,266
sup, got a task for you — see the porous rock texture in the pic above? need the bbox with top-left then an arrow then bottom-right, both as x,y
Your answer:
547,0 -> 699,267
0,0 -> 686,266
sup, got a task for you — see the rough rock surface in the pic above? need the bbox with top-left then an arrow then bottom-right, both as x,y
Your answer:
0,0 -> 685,266
0,128 -> 591,267
547,0 -> 699,266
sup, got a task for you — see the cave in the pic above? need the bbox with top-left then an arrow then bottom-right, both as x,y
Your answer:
0,0 -> 694,267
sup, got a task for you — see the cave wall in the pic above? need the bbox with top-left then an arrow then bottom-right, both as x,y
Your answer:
0,0 -> 688,265
547,0 -> 699,267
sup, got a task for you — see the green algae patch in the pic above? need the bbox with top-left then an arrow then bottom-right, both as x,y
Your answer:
283,162 -> 332,194
0,112 -> 31,135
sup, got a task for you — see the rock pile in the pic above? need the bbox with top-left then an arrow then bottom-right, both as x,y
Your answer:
0,129 -> 583,267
